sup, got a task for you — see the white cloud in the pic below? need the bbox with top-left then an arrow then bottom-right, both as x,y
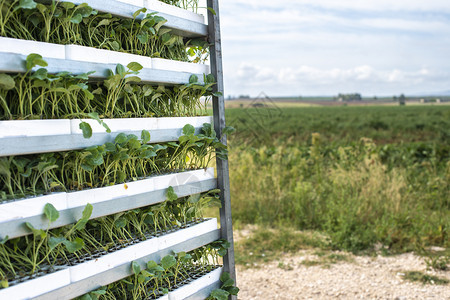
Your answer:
227,63 -> 449,96
220,0 -> 450,96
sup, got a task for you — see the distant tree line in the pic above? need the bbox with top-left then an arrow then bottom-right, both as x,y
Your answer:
336,93 -> 362,101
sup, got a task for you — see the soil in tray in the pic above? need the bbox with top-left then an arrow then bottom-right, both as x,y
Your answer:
1,219 -> 208,288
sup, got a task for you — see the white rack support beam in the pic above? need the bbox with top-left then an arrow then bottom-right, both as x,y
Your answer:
0,116 -> 212,157
52,0 -> 208,38
2,223 -> 220,300
0,168 -> 216,240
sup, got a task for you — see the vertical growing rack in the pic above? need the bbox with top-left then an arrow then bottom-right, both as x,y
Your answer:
0,0 -> 236,299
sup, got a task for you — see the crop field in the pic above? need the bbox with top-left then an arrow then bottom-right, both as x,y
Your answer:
224,104 -> 449,254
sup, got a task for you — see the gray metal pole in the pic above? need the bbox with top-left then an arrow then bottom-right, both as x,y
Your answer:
207,0 -> 237,296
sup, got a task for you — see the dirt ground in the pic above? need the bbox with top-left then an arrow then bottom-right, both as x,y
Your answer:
234,229 -> 449,299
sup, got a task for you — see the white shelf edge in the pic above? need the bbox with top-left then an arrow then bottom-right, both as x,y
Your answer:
0,116 -> 212,156
0,52 -> 206,86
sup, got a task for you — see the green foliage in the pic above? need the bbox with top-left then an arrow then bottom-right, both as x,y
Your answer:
43,203 -> 59,223
235,227 -> 328,266
0,123 -> 224,200
1,56 -> 217,121
228,106 -> 450,253
207,272 -> 239,300
402,271 -> 449,285
90,247 -> 220,299
0,1 -> 195,62
0,191 -> 219,284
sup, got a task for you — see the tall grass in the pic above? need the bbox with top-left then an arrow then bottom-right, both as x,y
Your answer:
227,106 -> 449,253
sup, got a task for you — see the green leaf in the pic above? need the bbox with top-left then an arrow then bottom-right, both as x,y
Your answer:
147,260 -> 158,269
110,41 -> 120,51
182,124 -> 195,136
0,74 -> 15,90
78,294 -> 92,300
160,255 -> 176,269
141,130 -> 151,143
137,31 -> 149,44
74,203 -> 93,231
220,272 -> 231,283
127,138 -> 141,149
115,133 -> 127,144
166,186 -> 178,202
222,278 -> 234,288
116,64 -> 126,77
189,74 -> 198,84
15,0 -> 37,11
63,237 -> 84,253
114,217 -> 127,229
26,53 -> 47,71
61,2 -> 75,9
25,222 -> 47,239
44,203 -> 59,223
80,122 -> 93,139
210,289 -> 229,300
132,261 -> 141,275
0,280 -> 9,289
132,7 -> 147,19
218,248 -> 227,257
31,68 -> 48,80
124,76 -> 141,84
97,19 -> 111,26
87,112 -> 111,133
70,13 -> 83,24
207,7 -> 217,16
228,286 -> 240,295
127,62 -> 143,72
48,236 -> 66,250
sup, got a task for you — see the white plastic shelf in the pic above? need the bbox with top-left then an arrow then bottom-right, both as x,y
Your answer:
1,222 -> 219,300
0,37 -> 210,74
0,52 -> 205,85
55,0 -> 207,38
0,168 -> 217,240
0,116 -> 212,157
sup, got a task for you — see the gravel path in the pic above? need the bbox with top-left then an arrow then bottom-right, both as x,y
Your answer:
234,230 -> 449,299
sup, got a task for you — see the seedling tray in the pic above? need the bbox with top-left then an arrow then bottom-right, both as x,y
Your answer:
31,224 -> 220,300
0,168 -> 216,240
55,0 -> 207,37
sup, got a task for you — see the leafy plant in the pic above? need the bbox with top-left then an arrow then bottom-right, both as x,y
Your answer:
1,56 -> 217,120
207,272 -> 239,300
0,1 -> 194,61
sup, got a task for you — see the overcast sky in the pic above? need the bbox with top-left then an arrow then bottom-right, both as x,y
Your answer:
215,0 -> 450,97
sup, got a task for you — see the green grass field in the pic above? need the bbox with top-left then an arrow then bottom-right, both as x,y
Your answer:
225,105 -> 449,255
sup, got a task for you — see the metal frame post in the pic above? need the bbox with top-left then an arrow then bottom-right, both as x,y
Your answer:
207,0 -> 237,294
